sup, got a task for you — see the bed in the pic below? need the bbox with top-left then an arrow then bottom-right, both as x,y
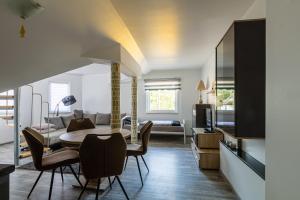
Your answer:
122,118 -> 186,144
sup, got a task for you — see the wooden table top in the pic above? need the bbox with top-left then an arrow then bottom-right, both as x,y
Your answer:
59,127 -> 131,145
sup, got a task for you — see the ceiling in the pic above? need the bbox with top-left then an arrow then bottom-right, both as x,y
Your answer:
112,0 -> 254,70
66,63 -> 130,80
0,0 -> 143,92
67,63 -> 111,75
0,0 -> 255,92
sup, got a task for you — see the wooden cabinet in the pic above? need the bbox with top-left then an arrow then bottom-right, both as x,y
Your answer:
191,128 -> 223,170
192,104 -> 211,128
197,133 -> 223,149
216,19 -> 266,138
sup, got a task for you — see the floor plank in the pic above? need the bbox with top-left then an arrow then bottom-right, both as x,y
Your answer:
3,135 -> 237,199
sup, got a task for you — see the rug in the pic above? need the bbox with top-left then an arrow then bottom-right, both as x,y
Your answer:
18,162 -> 80,174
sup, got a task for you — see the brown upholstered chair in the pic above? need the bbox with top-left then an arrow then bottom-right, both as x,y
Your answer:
78,133 -> 129,200
22,127 -> 82,200
124,121 -> 153,186
66,118 -> 95,176
67,118 -> 95,132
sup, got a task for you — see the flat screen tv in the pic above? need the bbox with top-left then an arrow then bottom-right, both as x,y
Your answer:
205,108 -> 214,133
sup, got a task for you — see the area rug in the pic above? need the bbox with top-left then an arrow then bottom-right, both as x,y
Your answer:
18,162 -> 80,174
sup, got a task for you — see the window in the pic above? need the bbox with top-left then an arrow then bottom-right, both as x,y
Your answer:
49,83 -> 70,113
145,78 -> 180,113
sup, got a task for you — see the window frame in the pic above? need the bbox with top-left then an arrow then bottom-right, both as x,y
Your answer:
48,82 -> 71,113
145,89 -> 179,114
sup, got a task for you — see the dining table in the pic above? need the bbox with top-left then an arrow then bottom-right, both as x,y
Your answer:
59,127 -> 131,192
59,127 -> 131,145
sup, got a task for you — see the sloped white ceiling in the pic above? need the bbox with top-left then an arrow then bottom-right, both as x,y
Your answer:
0,0 -> 255,92
112,0 -> 254,70
0,0 -> 145,92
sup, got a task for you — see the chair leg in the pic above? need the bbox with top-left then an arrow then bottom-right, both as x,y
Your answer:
124,156 -> 128,170
111,176 -> 116,185
116,176 -> 129,200
27,171 -> 43,199
48,169 -> 55,200
95,178 -> 100,200
108,176 -> 112,189
141,155 -> 149,172
69,165 -> 83,188
78,164 -> 81,177
59,166 -> 64,182
78,180 -> 89,200
135,156 -> 143,186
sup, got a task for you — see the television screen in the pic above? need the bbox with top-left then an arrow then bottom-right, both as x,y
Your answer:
205,108 -> 214,132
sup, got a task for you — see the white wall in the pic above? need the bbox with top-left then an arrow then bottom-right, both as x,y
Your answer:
220,144 -> 265,200
266,0 -> 300,199
200,0 -> 266,199
82,73 -> 131,114
201,0 -> 266,163
19,73 -> 83,129
0,121 -> 14,145
138,69 -> 201,135
81,68 -> 201,135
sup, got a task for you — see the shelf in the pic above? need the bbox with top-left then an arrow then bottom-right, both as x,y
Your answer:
0,116 -> 14,120
0,106 -> 14,110
0,95 -> 14,100
220,140 -> 265,180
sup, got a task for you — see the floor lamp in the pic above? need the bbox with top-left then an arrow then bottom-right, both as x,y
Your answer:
53,95 -> 76,117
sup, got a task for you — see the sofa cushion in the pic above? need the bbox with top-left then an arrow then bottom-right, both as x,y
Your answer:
83,113 -> 96,124
96,113 -> 111,125
74,109 -> 83,119
42,128 -> 67,146
44,117 -> 65,130
32,123 -> 56,130
61,115 -> 75,128
121,113 -> 126,119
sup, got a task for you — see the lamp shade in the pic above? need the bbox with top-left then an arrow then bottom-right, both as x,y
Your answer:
196,80 -> 206,91
62,95 -> 76,106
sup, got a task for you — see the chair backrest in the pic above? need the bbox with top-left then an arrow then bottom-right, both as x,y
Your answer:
67,118 -> 95,132
22,127 -> 44,170
79,133 -> 127,180
140,121 -> 153,155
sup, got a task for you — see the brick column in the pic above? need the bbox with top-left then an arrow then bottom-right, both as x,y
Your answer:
111,63 -> 120,129
131,76 -> 138,143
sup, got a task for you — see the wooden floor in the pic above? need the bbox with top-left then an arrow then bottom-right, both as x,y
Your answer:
8,135 -> 237,200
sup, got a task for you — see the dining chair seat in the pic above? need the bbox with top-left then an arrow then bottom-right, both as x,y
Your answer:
42,149 -> 79,170
126,144 -> 143,156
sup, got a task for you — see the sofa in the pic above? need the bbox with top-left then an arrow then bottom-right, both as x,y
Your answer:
122,116 -> 186,144
21,110 -> 126,146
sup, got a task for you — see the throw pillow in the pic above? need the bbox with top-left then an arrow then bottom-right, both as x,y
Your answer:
44,117 -> 65,129
61,115 -> 75,128
96,113 -> 111,125
83,113 -> 97,125
74,109 -> 84,119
